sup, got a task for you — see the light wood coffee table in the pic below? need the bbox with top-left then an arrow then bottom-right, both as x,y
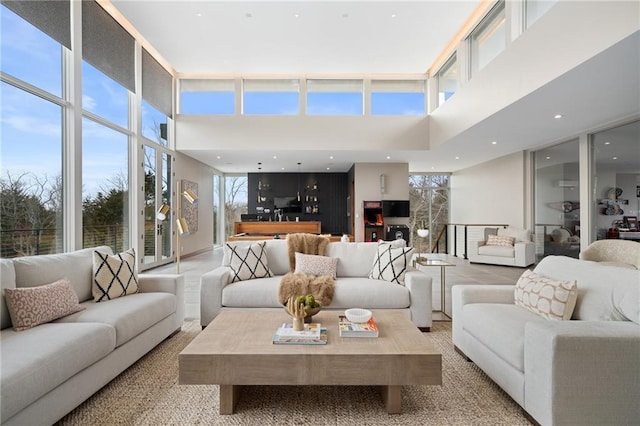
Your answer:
179,310 -> 442,414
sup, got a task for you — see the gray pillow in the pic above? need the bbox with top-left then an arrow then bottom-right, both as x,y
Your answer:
484,227 -> 499,242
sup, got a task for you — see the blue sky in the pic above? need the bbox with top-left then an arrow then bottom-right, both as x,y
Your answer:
1,5 -> 425,199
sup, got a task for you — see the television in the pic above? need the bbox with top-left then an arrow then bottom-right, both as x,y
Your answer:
382,200 -> 410,217
274,196 -> 302,213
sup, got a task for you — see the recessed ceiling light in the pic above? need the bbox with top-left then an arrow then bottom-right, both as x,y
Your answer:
554,114 -> 563,119
281,167 -> 285,170
273,155 -> 277,159
391,13 -> 397,18
604,141 -> 611,145
293,13 -> 300,18
326,167 -> 330,170
216,155 -> 221,159
491,141 -> 497,145
386,156 -> 391,160
196,13 -> 202,17
329,155 -> 334,160
455,156 -> 460,160
612,156 -> 618,160
546,156 -> 551,160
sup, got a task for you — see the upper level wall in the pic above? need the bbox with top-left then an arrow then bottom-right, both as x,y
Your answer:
429,0 -> 640,149
176,115 -> 428,152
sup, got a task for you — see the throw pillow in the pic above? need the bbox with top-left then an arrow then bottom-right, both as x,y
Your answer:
294,252 -> 338,278
486,234 -> 515,247
227,241 -> 273,283
380,239 -> 407,248
4,278 -> 85,331
369,244 -> 414,285
93,248 -> 139,302
484,227 -> 499,242
514,269 -> 578,320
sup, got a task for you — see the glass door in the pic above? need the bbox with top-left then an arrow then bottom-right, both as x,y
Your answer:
142,145 -> 172,267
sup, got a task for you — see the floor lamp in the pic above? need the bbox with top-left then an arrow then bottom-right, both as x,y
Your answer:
175,181 -> 199,273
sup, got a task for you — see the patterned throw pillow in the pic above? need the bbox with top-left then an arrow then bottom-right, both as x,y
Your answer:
93,248 -> 139,302
514,269 -> 578,320
486,234 -> 515,246
4,278 -> 85,331
369,244 -> 414,285
227,242 -> 273,283
294,252 -> 338,278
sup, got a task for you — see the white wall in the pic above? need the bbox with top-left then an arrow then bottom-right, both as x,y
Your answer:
430,1 -> 640,148
353,163 -> 409,242
450,152 -> 526,227
175,152 -> 216,256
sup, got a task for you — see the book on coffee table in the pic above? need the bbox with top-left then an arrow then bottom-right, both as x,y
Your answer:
338,315 -> 379,338
272,323 -> 327,345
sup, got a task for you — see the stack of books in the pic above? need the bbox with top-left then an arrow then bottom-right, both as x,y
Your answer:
338,315 -> 379,338
272,322 -> 327,345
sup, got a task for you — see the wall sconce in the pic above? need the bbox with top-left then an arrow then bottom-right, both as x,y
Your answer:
176,181 -> 199,273
380,174 -> 386,194
156,203 -> 170,221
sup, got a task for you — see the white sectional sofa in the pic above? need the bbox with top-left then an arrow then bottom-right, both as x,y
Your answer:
452,255 -> 640,426
0,246 -> 184,426
200,239 -> 433,330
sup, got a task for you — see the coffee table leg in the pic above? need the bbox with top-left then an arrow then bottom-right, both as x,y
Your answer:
380,385 -> 402,414
219,384 -> 241,414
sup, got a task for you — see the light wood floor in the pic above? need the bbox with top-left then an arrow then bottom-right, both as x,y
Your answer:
147,247 -> 529,321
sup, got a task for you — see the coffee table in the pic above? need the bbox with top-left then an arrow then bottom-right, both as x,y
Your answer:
179,310 -> 442,414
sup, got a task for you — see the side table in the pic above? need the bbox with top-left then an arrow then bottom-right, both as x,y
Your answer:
413,257 -> 456,318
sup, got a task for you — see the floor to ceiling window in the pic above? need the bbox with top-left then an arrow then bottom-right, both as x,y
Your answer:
409,174 -> 450,254
533,138 -> 581,258
0,5 -> 66,257
224,175 -> 248,240
591,120 -> 640,241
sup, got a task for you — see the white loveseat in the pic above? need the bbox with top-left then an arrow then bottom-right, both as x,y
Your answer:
0,246 -> 184,426
468,226 -> 535,267
200,239 -> 433,330
452,255 -> 640,426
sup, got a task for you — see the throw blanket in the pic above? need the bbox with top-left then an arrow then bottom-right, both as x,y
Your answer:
278,272 -> 335,307
286,233 -> 330,272
278,233 -> 334,306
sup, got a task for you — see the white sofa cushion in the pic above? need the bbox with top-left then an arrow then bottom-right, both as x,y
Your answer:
534,256 -> 640,322
55,292 -> 176,347
462,303 -> 545,372
0,322 -> 115,422
11,246 -> 112,303
329,277 -> 410,309
514,270 -> 578,320
222,276 -> 283,308
325,242 -> 379,277
478,245 -> 515,258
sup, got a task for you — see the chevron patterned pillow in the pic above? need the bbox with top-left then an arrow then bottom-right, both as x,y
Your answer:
369,243 -> 414,285
92,248 -> 139,302
227,242 -> 273,283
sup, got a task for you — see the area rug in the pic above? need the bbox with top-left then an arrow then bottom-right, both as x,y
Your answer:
56,321 -> 532,426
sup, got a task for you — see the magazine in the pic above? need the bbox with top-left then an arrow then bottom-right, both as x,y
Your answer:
338,315 -> 379,338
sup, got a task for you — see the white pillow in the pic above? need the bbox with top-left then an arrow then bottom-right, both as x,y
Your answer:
486,234 -> 514,247
514,269 -> 578,320
227,241 -> 273,283
93,248 -> 139,302
369,244 -> 414,285
294,253 -> 338,278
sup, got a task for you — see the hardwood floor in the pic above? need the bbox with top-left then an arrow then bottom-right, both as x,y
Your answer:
146,247 -> 529,321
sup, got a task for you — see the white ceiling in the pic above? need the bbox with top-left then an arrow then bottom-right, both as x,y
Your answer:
110,1 -> 639,174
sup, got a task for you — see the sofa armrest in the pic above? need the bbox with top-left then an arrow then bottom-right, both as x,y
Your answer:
452,285 -> 515,344
524,321 -> 640,426
200,266 -> 232,328
403,267 -> 432,328
514,241 -> 535,266
468,240 -> 486,259
138,274 -> 185,327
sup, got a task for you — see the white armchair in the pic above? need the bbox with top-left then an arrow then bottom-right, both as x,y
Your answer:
468,227 -> 535,267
